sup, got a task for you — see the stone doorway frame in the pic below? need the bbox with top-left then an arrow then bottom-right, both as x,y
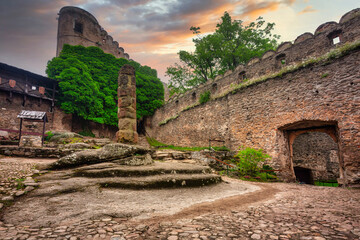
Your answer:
278,120 -> 345,185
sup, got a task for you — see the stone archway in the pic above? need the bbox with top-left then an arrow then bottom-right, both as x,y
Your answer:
292,132 -> 340,184
278,120 -> 345,185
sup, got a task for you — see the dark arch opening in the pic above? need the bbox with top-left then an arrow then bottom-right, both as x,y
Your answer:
294,167 -> 314,184
292,131 -> 340,185
278,120 -> 344,185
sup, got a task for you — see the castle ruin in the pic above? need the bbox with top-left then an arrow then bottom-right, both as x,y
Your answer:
56,6 -> 130,60
145,8 -> 360,186
1,6 -> 359,186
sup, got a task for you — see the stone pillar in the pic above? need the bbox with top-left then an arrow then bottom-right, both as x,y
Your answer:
116,65 -> 138,144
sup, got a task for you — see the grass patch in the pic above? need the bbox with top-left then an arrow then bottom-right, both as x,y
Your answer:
182,102 -> 200,112
15,178 -> 25,190
146,137 -> 229,151
63,137 -> 84,144
314,180 -> 338,187
159,114 -> 179,126
320,73 -> 329,78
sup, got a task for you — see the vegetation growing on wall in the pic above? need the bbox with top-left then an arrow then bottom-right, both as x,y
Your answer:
47,44 -> 164,126
199,91 -> 211,104
159,40 -> 360,127
166,12 -> 279,95
213,39 -> 360,100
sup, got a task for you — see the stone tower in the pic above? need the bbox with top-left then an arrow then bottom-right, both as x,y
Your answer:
56,6 -> 130,59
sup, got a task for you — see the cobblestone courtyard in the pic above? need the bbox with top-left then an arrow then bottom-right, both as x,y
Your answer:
0,157 -> 359,240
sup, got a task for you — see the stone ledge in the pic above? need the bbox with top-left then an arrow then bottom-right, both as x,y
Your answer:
0,146 -> 80,158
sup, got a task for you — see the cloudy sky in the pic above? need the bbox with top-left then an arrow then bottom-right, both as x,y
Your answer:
0,0 -> 358,82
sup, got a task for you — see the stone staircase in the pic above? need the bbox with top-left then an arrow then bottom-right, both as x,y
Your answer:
35,161 -> 221,194
75,161 -> 220,189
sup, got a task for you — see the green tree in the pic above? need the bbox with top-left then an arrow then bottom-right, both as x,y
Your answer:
166,63 -> 201,95
215,13 -> 279,71
167,12 -> 279,93
47,44 -> 164,126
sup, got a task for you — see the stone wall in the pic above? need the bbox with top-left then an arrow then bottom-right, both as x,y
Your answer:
146,9 -> 360,185
0,89 -> 118,141
71,116 -> 118,140
292,132 -> 339,181
0,91 -> 69,140
156,8 -> 360,121
57,6 -> 130,59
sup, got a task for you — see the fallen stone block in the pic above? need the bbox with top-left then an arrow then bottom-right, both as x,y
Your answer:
47,143 -> 152,170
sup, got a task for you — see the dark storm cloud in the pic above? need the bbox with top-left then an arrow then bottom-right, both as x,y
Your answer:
169,0 -> 225,16
102,0 -> 233,32
0,0 -> 63,75
0,0 -> 57,37
108,0 -> 152,8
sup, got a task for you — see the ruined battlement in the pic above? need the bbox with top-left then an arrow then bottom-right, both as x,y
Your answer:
161,8 -> 360,120
56,6 -> 130,60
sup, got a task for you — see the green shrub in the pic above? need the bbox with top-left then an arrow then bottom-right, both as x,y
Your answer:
262,164 -> 277,176
44,131 -> 54,141
199,91 -> 211,104
233,146 -> 271,177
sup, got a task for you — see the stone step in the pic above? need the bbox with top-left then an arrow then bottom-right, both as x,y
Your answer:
73,161 -> 212,178
98,173 -> 221,189
152,150 -> 192,160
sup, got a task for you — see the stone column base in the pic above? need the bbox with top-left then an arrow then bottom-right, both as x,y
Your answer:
116,130 -> 138,144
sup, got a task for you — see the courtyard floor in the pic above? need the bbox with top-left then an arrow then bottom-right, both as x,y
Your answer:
0,156 -> 359,240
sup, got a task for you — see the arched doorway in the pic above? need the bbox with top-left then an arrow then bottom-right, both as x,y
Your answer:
292,132 -> 340,184
278,120 -> 344,185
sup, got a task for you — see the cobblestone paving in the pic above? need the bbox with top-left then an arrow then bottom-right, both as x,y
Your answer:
0,157 -> 39,202
0,157 -> 359,240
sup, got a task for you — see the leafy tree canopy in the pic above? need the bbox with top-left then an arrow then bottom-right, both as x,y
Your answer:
47,44 -> 164,125
166,12 -> 280,95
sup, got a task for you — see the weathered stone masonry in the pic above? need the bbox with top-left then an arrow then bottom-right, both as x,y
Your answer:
147,9 -> 360,185
57,6 -> 130,59
116,65 -> 138,144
